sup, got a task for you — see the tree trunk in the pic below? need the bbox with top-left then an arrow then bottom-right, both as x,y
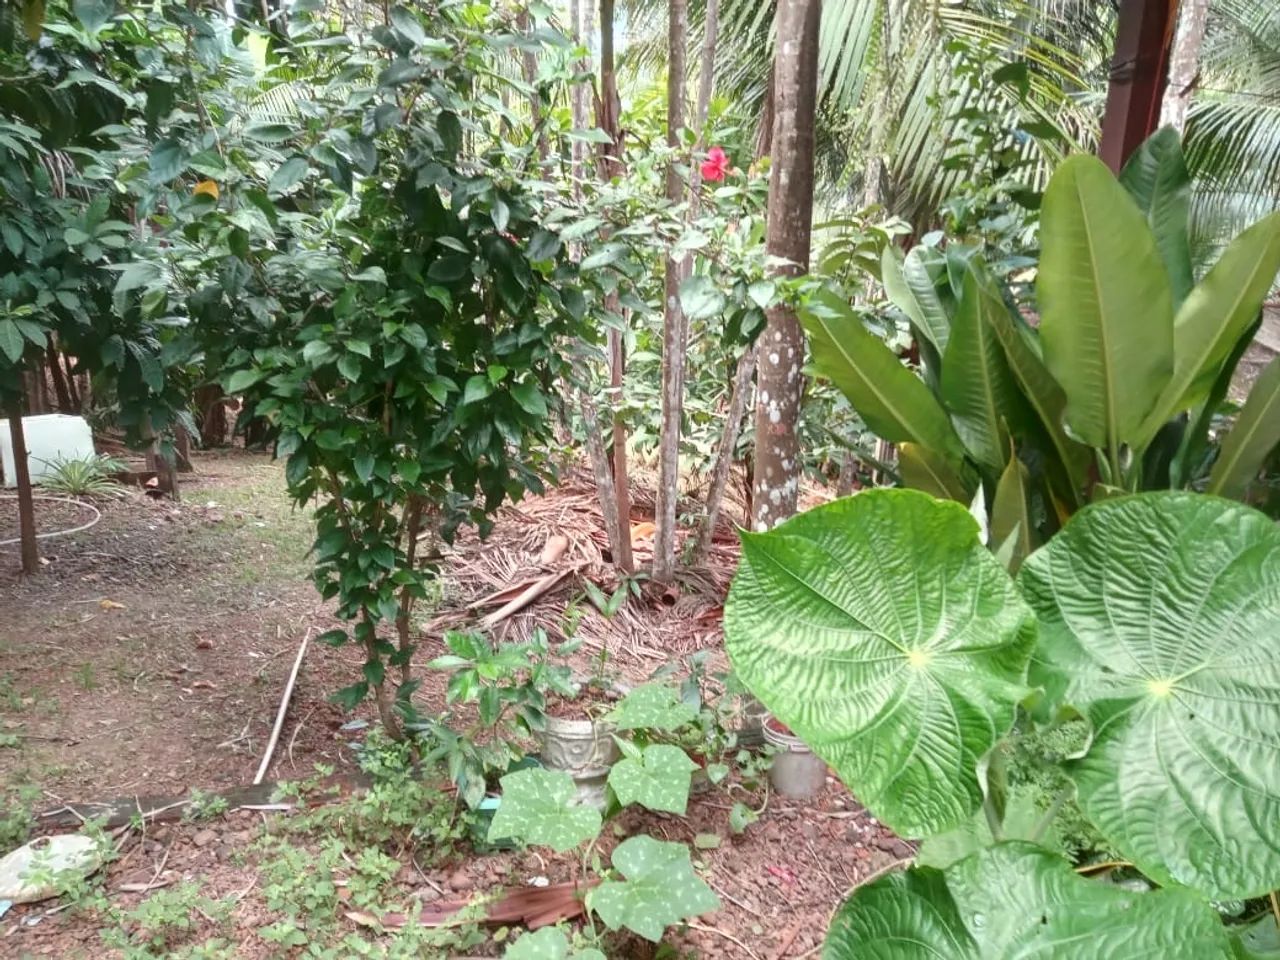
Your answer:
517,8 -> 550,163
174,423 -> 194,473
1160,0 -> 1208,133
197,384 -> 227,446
597,0 -> 634,573
47,347 -> 72,412
6,394 -> 38,574
580,391 -> 628,566
653,0 -> 689,584
687,0 -> 721,202
693,344 -> 756,563
1099,0 -> 1179,173
756,66 -> 776,159
750,0 -> 820,533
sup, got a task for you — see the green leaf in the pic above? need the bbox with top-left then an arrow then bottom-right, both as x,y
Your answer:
801,291 -> 966,463
724,490 -> 1035,837
1021,493 -> 1280,899
149,138 -> 186,182
488,768 -> 601,854
882,245 -> 952,353
268,156 -> 310,196
504,927 -> 605,960
1141,212 -> 1280,443
824,842 -> 1234,959
990,450 -> 1033,574
678,275 -> 726,321
243,123 -> 296,143
588,836 -> 719,942
354,453 -> 375,483
226,369 -> 266,394
747,279 -> 776,309
527,230 -> 561,262
113,261 -> 162,293
607,744 -> 697,815
510,381 -> 548,417
462,375 -> 493,406
1,222 -> 23,257
0,319 -> 24,363
940,261 -> 1025,470
63,227 -> 90,245
1037,155 -> 1173,450
898,443 -> 974,503
606,683 -> 697,732
1119,127 -> 1194,306
1207,355 -> 1280,500
915,789 -> 1056,870
728,802 -> 757,834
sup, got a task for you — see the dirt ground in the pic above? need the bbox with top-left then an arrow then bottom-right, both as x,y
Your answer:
0,450 -> 892,959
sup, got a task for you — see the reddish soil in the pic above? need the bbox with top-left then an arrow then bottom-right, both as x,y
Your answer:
0,450 -> 890,959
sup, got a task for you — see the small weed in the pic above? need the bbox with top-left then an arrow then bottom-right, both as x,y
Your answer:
0,783 -> 40,851
102,882 -> 233,957
72,662 -> 97,691
37,454 -> 128,498
183,788 -> 229,823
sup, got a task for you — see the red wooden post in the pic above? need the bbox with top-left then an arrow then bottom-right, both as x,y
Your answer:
1099,0 -> 1181,173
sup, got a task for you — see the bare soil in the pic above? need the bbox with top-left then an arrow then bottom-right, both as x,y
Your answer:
0,450 -> 889,959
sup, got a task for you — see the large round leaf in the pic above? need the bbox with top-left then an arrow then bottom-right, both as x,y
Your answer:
1021,492 -> 1280,899
824,842 -> 1235,959
724,490 -> 1036,837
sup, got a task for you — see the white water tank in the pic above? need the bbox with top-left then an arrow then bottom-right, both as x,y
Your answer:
0,414 -> 96,487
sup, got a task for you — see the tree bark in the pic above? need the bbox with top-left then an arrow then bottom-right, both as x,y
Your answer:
579,391 -> 628,567
750,0 -> 820,533
1099,0 -> 1179,173
756,65 -> 776,158
687,0 -> 722,208
6,393 -> 38,574
47,347 -> 72,412
517,8 -> 550,163
653,0 -> 689,584
693,344 -> 756,563
596,0 -> 634,573
1160,0 -> 1208,133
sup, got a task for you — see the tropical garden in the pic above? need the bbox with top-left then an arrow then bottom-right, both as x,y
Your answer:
0,0 -> 1279,957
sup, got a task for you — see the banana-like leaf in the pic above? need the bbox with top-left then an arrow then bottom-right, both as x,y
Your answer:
1037,155 -> 1174,451
724,490 -> 1035,837
981,285 -> 1089,507
1119,126 -> 1194,306
1207,355 -> 1280,500
881,245 -> 952,355
802,291 -> 966,463
898,442 -> 974,503
823,842 -> 1236,959
1021,493 -> 1280,899
1140,211 -> 1280,446
940,262 -> 1027,471
990,450 -> 1033,574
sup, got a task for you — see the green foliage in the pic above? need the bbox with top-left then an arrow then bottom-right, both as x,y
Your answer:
606,683 -> 698,733
0,783 -> 39,852
724,488 -> 1280,953
587,836 -> 720,943
825,843 -> 1236,959
504,926 -> 606,960
724,490 -> 1035,837
36,454 -> 127,498
487,768 -> 602,854
1021,493 -> 1280,899
103,883 -> 232,957
606,743 -> 698,815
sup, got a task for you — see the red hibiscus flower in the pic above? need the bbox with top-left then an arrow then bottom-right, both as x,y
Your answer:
700,145 -> 730,182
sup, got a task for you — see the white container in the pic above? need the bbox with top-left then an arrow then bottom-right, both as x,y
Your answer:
0,414 -> 96,487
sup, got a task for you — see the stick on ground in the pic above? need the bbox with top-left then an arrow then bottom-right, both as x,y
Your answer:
254,629 -> 311,785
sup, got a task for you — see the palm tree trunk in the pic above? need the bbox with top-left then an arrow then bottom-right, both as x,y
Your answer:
1160,0 -> 1208,133
750,0 -> 820,532
6,392 -> 38,574
653,0 -> 689,584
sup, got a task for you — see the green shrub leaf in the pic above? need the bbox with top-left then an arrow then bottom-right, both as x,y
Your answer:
824,842 -> 1234,959
724,489 -> 1036,837
607,744 -> 697,815
1020,492 -> 1280,899
606,683 -> 696,732
487,768 -> 601,854
588,836 -> 719,941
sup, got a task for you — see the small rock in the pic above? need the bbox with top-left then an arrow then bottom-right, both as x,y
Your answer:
195,638 -> 213,650
447,869 -> 469,892
191,829 -> 218,849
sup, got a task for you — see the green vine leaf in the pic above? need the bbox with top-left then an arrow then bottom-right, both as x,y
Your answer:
606,684 -> 696,732
503,926 -> 606,960
724,489 -> 1036,837
588,836 -> 720,942
487,768 -> 601,854
1021,492 -> 1280,899
607,744 -> 697,814
825,842 -> 1235,959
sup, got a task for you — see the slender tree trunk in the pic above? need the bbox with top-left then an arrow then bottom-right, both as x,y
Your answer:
687,0 -> 721,202
6,393 -> 38,574
756,66 -> 776,158
174,424 -> 194,473
693,344 -> 757,563
517,9 -> 550,163
47,348 -> 72,412
653,0 -> 689,584
750,0 -> 820,532
1160,0 -> 1208,133
580,391 -> 628,566
63,356 -> 81,409
596,0 -> 634,572
1099,0 -> 1178,173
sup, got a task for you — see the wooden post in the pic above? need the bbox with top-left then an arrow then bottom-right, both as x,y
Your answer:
1099,0 -> 1181,173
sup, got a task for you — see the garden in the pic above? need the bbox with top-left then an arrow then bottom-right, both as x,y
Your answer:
1,0 -> 1279,958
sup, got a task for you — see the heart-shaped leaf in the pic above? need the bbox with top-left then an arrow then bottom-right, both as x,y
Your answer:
1021,492 -> 1280,899
607,744 -> 697,814
824,842 -> 1234,959
724,489 -> 1036,837
606,683 -> 696,732
588,836 -> 719,942
488,768 -> 601,854
503,926 -> 605,960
